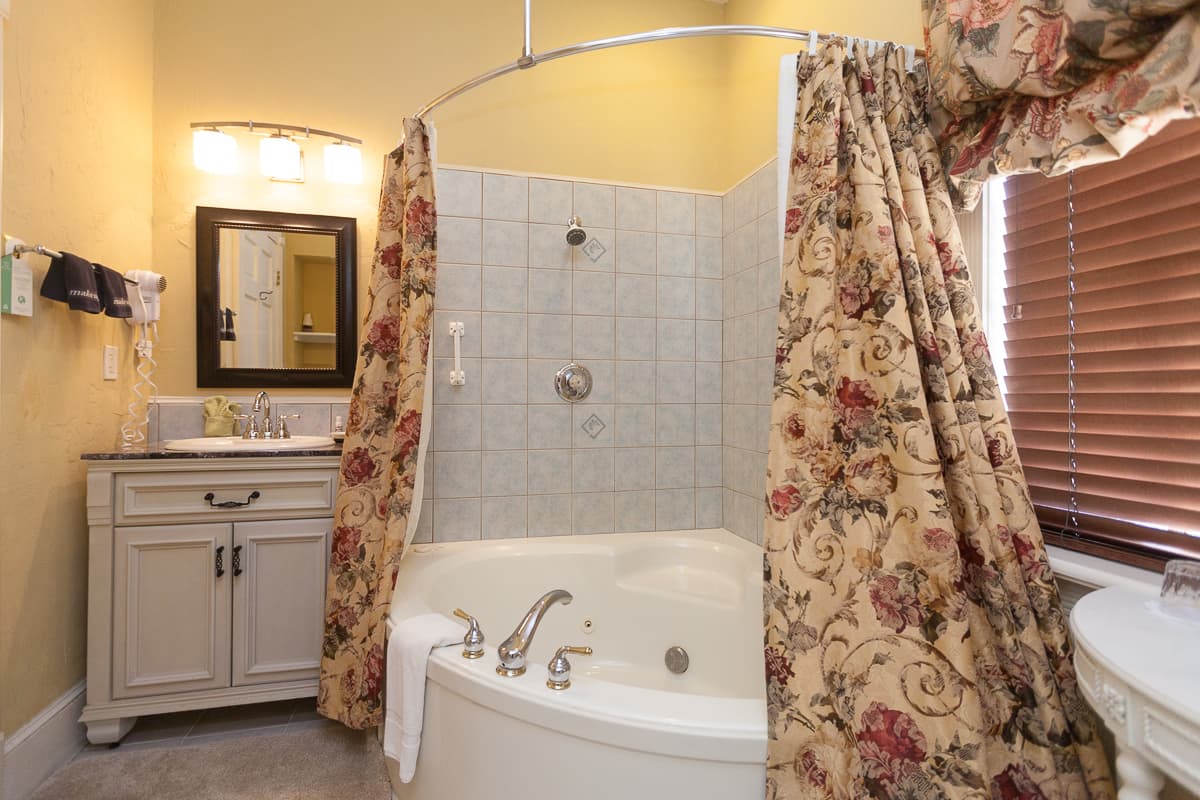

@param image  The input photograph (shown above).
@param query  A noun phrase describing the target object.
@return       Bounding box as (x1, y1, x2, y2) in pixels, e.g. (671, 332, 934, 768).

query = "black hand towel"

(40, 251, 101, 313)
(93, 263, 133, 318)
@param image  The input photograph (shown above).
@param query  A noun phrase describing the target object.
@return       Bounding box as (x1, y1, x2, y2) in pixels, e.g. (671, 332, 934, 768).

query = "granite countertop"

(82, 445, 344, 461)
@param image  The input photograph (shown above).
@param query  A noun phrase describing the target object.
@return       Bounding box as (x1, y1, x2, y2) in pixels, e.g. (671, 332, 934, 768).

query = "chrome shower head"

(565, 216, 587, 247)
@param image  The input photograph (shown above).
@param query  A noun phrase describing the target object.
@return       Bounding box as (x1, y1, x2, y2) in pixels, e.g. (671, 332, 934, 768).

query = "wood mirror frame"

(196, 206, 357, 388)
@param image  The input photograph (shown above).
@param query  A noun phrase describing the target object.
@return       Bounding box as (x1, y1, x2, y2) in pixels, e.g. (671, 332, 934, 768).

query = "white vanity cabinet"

(111, 522, 233, 699)
(82, 455, 340, 744)
(229, 519, 330, 687)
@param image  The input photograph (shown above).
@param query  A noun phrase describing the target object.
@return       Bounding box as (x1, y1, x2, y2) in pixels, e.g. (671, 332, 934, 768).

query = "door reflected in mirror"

(218, 228, 337, 369)
(197, 207, 357, 388)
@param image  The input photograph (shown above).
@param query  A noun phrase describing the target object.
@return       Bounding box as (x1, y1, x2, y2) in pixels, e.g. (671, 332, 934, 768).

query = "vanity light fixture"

(189, 121, 363, 184)
(324, 141, 363, 185)
(192, 128, 238, 174)
(259, 133, 304, 182)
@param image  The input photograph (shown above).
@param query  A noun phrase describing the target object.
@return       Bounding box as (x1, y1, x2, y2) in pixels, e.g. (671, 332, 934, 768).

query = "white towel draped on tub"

(384, 613, 464, 782)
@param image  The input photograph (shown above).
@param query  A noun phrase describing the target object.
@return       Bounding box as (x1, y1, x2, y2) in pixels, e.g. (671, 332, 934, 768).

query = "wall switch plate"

(102, 345, 118, 380)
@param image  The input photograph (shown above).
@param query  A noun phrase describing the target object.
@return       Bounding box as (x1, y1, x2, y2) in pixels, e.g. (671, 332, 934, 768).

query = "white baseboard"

(1, 682, 87, 800)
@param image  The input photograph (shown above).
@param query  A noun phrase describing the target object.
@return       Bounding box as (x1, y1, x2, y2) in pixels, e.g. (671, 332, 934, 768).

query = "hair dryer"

(124, 270, 167, 325)
(119, 270, 168, 452)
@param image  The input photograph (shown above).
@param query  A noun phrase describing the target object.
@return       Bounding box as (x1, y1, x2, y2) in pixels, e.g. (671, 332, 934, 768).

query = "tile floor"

(74, 698, 337, 760)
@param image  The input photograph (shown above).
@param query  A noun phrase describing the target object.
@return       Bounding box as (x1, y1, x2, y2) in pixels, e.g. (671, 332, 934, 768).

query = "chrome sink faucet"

(496, 589, 573, 677)
(238, 391, 297, 439)
(253, 391, 273, 438)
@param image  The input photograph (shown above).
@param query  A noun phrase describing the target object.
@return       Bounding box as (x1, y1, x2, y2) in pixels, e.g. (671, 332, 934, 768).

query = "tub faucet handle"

(546, 645, 592, 691)
(453, 608, 485, 659)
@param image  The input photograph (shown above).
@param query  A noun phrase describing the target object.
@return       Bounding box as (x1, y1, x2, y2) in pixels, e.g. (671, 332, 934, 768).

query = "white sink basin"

(163, 435, 337, 452)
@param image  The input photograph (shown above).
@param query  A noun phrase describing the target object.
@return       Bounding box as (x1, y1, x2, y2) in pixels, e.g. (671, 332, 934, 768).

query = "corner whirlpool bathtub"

(385, 528, 767, 800)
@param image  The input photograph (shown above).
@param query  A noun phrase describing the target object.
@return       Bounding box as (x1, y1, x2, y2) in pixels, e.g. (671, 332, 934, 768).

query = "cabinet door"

(232, 518, 330, 686)
(112, 523, 232, 699)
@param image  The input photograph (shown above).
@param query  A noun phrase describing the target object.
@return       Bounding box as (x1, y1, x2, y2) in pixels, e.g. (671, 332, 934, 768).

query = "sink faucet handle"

(546, 645, 592, 691)
(453, 608, 485, 659)
(233, 414, 259, 440)
(277, 413, 301, 439)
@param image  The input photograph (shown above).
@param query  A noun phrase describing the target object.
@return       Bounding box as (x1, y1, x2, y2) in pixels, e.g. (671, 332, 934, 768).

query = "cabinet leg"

(85, 717, 138, 745)
(1115, 743, 1165, 800)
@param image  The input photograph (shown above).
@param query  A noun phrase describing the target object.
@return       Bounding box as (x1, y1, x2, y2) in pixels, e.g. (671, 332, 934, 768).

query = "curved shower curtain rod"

(414, 15, 925, 120)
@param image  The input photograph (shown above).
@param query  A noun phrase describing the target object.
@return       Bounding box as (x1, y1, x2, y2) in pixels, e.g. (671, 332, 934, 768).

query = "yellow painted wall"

(149, 0, 923, 396)
(296, 259, 336, 336)
(295, 261, 337, 368)
(281, 232, 336, 368)
(0, 0, 155, 735)
(719, 0, 924, 188)
(0, 0, 927, 736)
(151, 0, 730, 396)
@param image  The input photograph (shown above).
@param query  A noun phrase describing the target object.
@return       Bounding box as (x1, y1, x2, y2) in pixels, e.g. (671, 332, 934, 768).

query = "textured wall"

(148, 0, 924, 398)
(719, 0, 923, 188)
(0, 0, 155, 735)
(0, 0, 930, 737)
(149, 0, 730, 397)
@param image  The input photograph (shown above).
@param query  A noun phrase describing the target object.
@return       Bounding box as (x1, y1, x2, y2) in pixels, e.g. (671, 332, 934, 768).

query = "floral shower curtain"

(318, 118, 437, 729)
(924, 0, 1200, 210)
(763, 42, 1114, 798)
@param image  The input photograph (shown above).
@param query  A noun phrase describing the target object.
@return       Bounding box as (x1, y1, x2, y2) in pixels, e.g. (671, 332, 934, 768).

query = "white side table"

(1071, 587, 1200, 799)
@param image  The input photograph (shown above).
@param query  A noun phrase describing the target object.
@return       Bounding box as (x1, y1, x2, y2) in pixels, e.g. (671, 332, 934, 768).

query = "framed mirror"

(196, 206, 357, 388)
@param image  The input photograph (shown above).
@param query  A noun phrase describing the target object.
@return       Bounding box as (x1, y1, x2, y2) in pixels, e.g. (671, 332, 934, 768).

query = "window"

(1001, 118, 1200, 570)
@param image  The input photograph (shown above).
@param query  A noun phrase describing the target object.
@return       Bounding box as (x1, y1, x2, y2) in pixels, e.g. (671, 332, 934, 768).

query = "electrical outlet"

(103, 345, 118, 380)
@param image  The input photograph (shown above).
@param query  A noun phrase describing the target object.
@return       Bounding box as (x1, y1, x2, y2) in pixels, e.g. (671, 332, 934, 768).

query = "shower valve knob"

(554, 363, 592, 403)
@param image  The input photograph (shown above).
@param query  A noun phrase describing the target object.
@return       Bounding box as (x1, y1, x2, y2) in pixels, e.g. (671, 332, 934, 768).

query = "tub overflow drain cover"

(665, 646, 689, 674)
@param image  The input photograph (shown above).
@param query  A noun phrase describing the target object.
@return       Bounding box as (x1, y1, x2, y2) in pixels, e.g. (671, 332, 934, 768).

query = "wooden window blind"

(1002, 117, 1200, 570)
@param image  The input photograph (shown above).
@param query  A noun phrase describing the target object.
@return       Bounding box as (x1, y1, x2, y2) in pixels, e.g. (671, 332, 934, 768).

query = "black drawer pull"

(203, 490, 261, 509)
(215, 545, 225, 577)
(232, 545, 244, 577)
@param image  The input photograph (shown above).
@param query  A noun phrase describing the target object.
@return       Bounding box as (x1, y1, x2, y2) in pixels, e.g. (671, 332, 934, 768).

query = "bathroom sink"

(163, 435, 337, 452)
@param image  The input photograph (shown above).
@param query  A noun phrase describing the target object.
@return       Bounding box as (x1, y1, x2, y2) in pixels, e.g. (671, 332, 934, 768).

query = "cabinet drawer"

(115, 469, 336, 524)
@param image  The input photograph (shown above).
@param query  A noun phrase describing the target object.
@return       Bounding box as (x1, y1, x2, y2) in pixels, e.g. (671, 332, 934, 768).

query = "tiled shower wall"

(720, 160, 780, 544)
(420, 168, 725, 542)
(154, 162, 782, 548)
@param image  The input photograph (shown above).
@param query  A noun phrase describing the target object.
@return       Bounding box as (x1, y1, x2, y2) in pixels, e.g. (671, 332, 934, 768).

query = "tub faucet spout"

(496, 589, 572, 677)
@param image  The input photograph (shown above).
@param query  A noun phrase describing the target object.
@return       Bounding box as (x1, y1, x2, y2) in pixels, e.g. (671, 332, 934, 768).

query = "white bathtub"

(385, 528, 767, 800)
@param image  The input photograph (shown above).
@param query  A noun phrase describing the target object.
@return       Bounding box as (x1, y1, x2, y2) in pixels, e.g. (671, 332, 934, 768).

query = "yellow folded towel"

(203, 395, 241, 437)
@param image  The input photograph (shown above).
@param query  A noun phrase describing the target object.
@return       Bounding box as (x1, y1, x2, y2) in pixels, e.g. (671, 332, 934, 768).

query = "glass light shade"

(324, 142, 363, 184)
(259, 135, 303, 181)
(192, 129, 237, 174)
